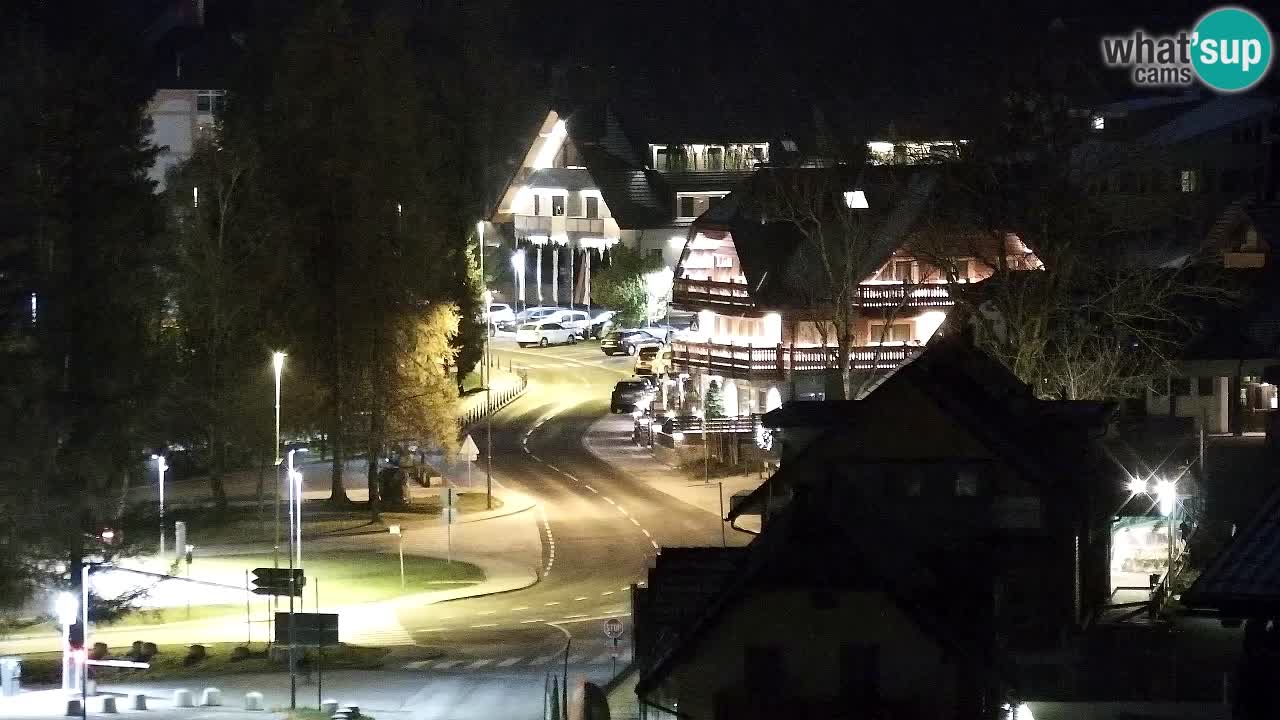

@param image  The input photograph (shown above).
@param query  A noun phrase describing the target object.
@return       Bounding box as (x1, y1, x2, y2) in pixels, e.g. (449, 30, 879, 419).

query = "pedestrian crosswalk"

(401, 643, 632, 672)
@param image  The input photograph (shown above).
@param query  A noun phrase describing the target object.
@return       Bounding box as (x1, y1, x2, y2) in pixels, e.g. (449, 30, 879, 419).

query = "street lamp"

(512, 249, 526, 312)
(1155, 478, 1178, 580)
(1126, 477, 1148, 496)
(478, 221, 494, 512)
(151, 454, 167, 558)
(272, 351, 286, 570)
(55, 592, 77, 690)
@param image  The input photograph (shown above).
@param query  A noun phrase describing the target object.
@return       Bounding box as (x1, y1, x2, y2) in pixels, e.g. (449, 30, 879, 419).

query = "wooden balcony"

(671, 278, 956, 313)
(670, 341, 922, 380)
(672, 278, 754, 310)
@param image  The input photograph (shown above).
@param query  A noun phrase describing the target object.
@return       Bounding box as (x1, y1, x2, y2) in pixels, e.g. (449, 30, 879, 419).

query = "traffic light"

(251, 568, 306, 596)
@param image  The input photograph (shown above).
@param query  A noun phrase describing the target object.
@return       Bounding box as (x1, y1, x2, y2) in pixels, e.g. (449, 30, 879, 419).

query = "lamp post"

(478, 222, 494, 512)
(272, 352, 286, 570)
(55, 592, 77, 691)
(151, 454, 167, 558)
(288, 449, 305, 568)
(389, 525, 404, 588)
(512, 249, 526, 313)
(1156, 478, 1177, 579)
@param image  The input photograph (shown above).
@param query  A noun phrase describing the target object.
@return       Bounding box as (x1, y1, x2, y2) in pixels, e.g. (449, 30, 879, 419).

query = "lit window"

(196, 90, 226, 115)
(1180, 170, 1198, 193)
(843, 190, 869, 209)
(551, 195, 565, 216)
(1091, 115, 1105, 131)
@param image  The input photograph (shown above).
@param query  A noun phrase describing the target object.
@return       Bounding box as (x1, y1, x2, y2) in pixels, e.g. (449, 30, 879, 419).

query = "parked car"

(600, 329, 664, 356)
(610, 379, 654, 414)
(634, 344, 672, 376)
(500, 306, 560, 332)
(540, 309, 593, 339)
(485, 303, 515, 324)
(588, 310, 618, 338)
(516, 321, 578, 347)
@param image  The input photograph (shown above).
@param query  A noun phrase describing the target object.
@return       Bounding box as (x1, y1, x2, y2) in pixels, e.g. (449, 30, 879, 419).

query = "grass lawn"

(191, 550, 484, 607)
(18, 642, 387, 685)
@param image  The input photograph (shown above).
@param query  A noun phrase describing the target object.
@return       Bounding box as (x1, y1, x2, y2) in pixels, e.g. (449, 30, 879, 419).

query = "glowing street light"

(151, 454, 168, 557)
(1155, 479, 1176, 517)
(1126, 477, 1148, 496)
(55, 592, 77, 690)
(272, 351, 286, 569)
(511, 249, 526, 312)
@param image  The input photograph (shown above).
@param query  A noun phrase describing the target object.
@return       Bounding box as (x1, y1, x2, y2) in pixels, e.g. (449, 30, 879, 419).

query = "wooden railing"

(672, 278, 754, 309)
(672, 278, 956, 311)
(663, 414, 761, 434)
(514, 215, 551, 234)
(669, 341, 922, 379)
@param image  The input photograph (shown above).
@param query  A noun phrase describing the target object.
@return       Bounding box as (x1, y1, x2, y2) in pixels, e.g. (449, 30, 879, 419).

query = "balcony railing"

(673, 278, 754, 309)
(565, 217, 604, 235)
(672, 278, 956, 312)
(514, 214, 551, 236)
(669, 341, 922, 379)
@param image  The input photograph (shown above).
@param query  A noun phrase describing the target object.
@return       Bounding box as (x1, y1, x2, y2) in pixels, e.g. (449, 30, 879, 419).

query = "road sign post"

(445, 488, 454, 564)
(603, 618, 624, 677)
(459, 434, 479, 489)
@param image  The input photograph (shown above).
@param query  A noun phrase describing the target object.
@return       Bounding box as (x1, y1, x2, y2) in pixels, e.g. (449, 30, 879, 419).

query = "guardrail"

(458, 372, 529, 429)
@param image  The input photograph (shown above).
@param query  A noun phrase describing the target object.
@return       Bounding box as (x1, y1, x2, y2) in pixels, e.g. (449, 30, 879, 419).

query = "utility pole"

(479, 222, 493, 511)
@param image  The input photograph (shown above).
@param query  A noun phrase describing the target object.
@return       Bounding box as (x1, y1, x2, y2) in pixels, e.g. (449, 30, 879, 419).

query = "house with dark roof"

(666, 164, 1040, 413)
(629, 484, 1013, 720)
(726, 336, 1125, 661)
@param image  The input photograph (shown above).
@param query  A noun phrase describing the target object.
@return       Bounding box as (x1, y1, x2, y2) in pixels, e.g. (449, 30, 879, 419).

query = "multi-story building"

(667, 166, 1040, 414)
(142, 0, 245, 189)
(488, 104, 811, 309)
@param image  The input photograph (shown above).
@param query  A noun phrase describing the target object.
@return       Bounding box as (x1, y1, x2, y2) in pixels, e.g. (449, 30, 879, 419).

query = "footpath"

(583, 414, 764, 534)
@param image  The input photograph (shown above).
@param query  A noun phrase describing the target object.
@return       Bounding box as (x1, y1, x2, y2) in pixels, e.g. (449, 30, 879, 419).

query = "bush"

(230, 646, 251, 662)
(183, 644, 207, 666)
(90, 642, 109, 660)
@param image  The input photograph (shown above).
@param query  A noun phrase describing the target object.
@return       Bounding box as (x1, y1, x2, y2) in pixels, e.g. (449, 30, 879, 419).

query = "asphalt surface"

(4, 335, 727, 719)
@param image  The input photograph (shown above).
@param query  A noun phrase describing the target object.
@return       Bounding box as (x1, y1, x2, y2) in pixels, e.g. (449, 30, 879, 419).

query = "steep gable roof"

(1184, 481, 1280, 615)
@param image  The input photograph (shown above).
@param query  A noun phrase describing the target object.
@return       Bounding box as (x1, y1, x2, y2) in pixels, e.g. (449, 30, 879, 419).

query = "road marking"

(470, 623, 498, 628)
(519, 618, 546, 624)
(650, 540, 660, 549)
(434, 660, 463, 669)
(601, 591, 615, 596)
(584, 485, 598, 493)
(477, 610, 496, 615)
(617, 506, 629, 516)
(420, 627, 448, 632)
(464, 659, 493, 670)
(544, 601, 560, 606)
(544, 464, 560, 473)
(496, 658, 521, 667)
(511, 606, 529, 611)
(564, 474, 580, 482)
(642, 528, 651, 537)
(621, 585, 630, 591)
(603, 497, 615, 505)
(403, 660, 430, 670)
(562, 613, 588, 619)
(630, 517, 641, 526)
(529, 653, 559, 665)
(529, 453, 543, 463)
(574, 596, 588, 601)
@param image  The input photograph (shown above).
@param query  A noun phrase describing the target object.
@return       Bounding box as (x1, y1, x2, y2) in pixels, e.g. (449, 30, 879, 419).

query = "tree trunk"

(367, 408, 382, 520)
(329, 319, 350, 506)
(209, 434, 228, 512)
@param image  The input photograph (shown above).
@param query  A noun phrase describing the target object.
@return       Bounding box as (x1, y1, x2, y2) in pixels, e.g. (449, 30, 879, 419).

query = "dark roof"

(737, 336, 1117, 520)
(692, 166, 940, 307)
(526, 167, 595, 192)
(639, 480, 1003, 698)
(591, 168, 672, 227)
(1184, 482, 1280, 615)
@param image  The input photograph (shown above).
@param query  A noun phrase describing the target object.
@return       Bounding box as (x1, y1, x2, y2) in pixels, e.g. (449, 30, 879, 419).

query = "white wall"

(1145, 376, 1229, 434)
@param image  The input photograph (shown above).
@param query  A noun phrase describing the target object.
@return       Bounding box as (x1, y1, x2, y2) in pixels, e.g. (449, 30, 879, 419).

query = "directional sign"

(275, 612, 339, 647)
(252, 567, 306, 596)
(603, 618, 624, 640)
(458, 434, 480, 463)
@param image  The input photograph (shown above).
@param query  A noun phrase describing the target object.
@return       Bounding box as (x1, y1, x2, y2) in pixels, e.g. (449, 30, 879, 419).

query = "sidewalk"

(583, 414, 763, 532)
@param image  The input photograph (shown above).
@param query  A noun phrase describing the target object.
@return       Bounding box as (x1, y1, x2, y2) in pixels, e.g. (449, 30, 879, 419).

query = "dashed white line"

(650, 540, 660, 549)
(519, 618, 546, 624)
(603, 497, 616, 505)
(630, 517, 641, 526)
(584, 485, 598, 493)
(464, 659, 493, 669)
(477, 610, 496, 615)
(642, 529, 651, 537)
(574, 596, 589, 601)
(544, 601, 561, 606)
(496, 658, 521, 667)
(470, 623, 498, 628)
(511, 606, 529, 612)
(601, 591, 615, 596)
(562, 613, 588, 619)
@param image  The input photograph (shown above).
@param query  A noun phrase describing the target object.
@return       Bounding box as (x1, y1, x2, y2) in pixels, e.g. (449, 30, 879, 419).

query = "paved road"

(6, 335, 731, 718)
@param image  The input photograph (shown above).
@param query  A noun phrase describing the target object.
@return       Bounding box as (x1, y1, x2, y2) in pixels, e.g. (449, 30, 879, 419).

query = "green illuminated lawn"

(191, 550, 484, 607)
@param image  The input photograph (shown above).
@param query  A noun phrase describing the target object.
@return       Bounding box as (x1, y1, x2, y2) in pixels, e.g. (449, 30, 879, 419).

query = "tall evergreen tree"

(0, 1, 163, 609)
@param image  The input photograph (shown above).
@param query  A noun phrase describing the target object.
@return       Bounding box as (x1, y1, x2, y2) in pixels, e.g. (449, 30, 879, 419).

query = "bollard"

(65, 699, 83, 716)
(130, 693, 148, 711)
(320, 699, 339, 715)
(244, 691, 264, 711)
(101, 696, 118, 714)
(172, 688, 194, 708)
(200, 688, 222, 706)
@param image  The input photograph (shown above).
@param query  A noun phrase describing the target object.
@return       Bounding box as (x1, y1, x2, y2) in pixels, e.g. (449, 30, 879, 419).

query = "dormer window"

(676, 191, 728, 220)
(196, 90, 226, 115)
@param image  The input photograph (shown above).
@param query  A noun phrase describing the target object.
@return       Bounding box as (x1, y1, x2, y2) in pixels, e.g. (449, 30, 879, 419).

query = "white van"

(540, 310, 592, 339)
